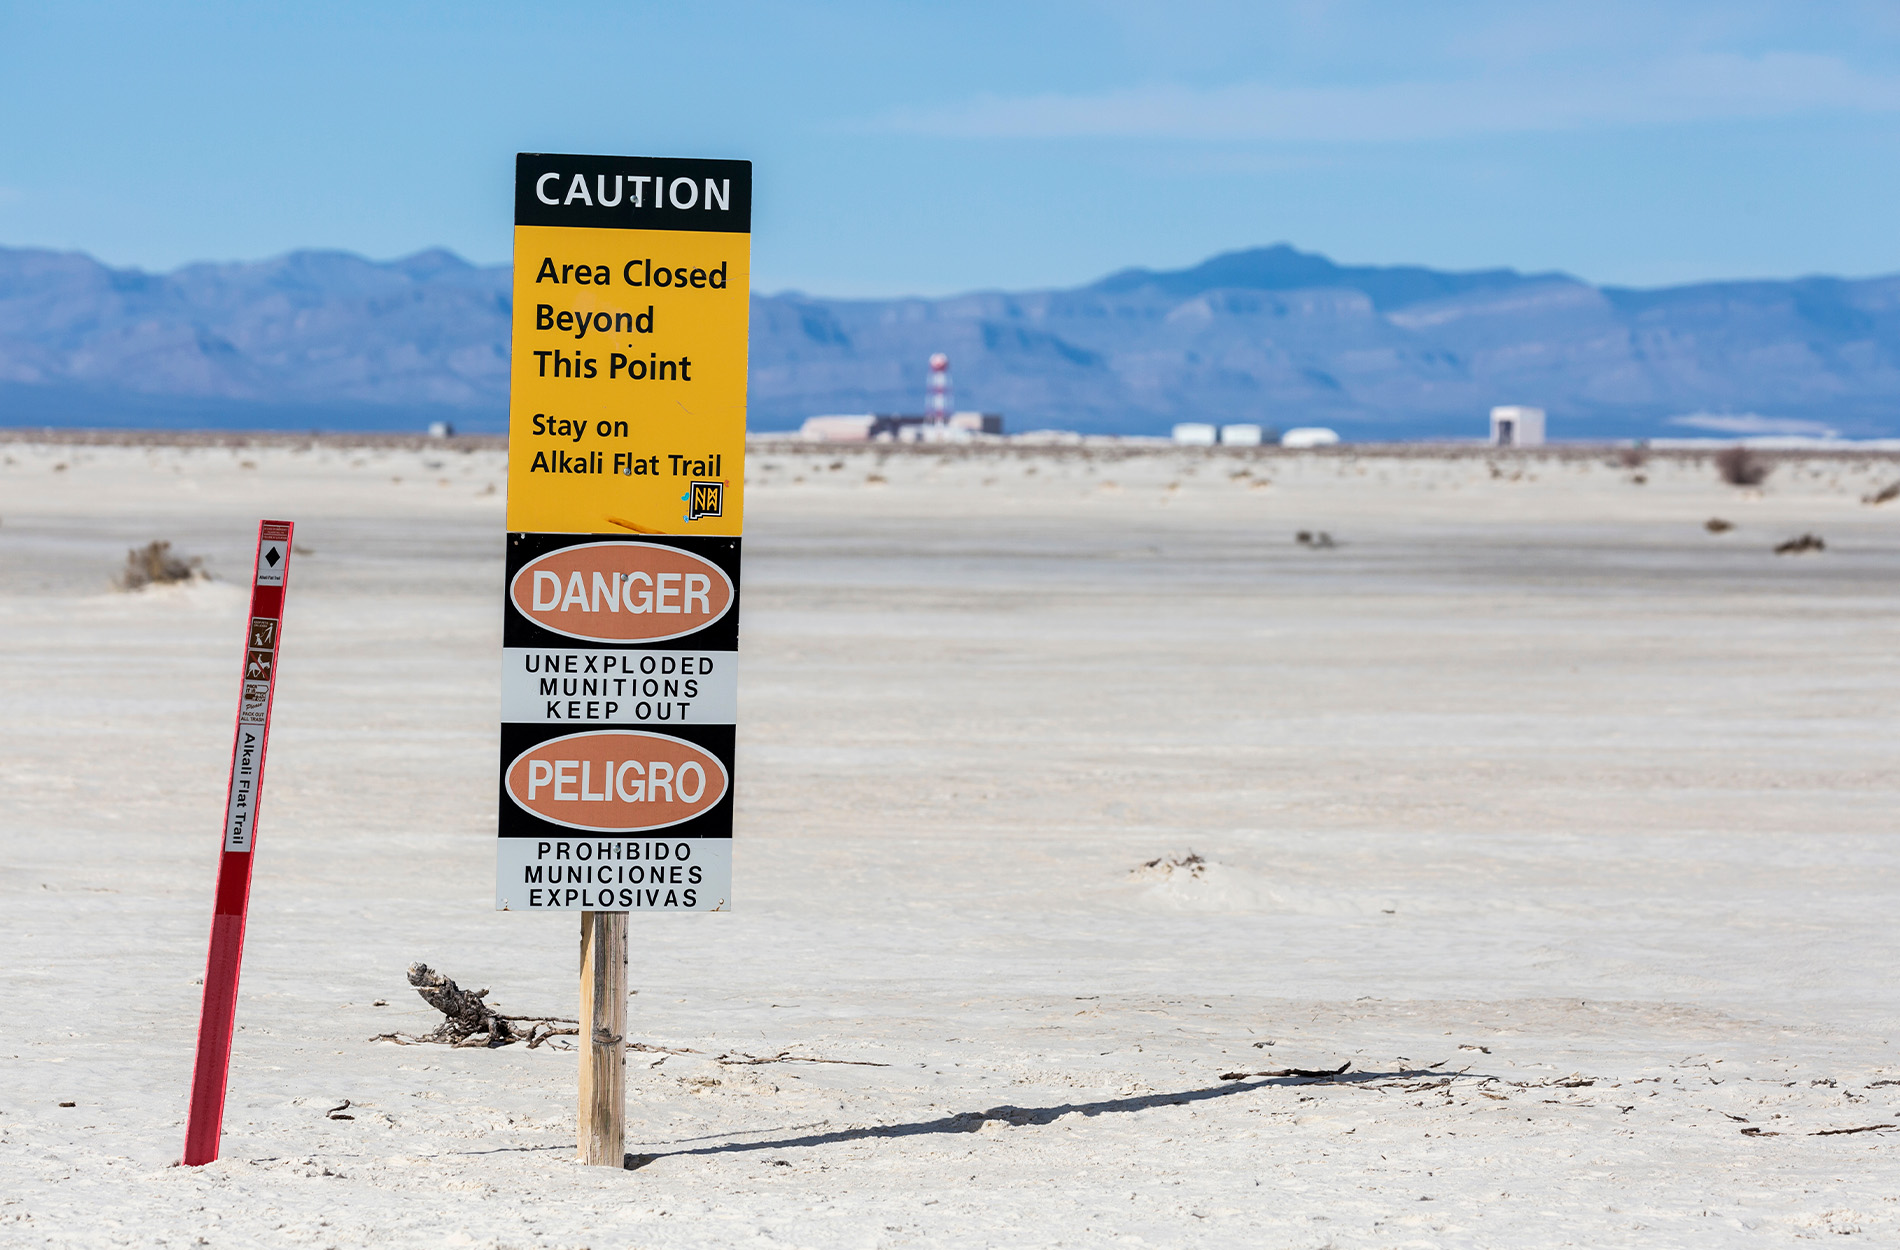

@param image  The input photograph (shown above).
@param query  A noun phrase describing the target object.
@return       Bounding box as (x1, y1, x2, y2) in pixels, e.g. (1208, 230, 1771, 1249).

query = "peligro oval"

(509, 541, 733, 644)
(504, 730, 728, 832)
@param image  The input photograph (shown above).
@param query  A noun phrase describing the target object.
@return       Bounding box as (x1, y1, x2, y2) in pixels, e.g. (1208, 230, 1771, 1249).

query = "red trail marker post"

(183, 520, 295, 1166)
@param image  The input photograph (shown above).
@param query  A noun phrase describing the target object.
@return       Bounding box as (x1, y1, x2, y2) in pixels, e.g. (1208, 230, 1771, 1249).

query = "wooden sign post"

(578, 911, 629, 1164)
(183, 520, 295, 1166)
(497, 154, 750, 1165)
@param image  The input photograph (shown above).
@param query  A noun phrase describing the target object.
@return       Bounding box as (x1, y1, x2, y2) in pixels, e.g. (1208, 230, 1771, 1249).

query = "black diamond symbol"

(265, 547, 281, 566)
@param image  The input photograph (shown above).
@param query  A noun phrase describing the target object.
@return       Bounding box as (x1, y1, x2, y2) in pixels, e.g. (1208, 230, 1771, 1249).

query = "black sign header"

(515, 153, 752, 233)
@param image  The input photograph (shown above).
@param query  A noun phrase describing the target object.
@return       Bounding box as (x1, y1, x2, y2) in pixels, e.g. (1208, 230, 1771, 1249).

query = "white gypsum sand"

(2, 436, 1899, 1246)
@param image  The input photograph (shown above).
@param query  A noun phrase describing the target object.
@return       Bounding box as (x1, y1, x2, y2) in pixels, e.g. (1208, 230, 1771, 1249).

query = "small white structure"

(1280, 427, 1340, 449)
(947, 412, 1004, 436)
(1219, 423, 1264, 446)
(427, 420, 455, 438)
(1172, 422, 1218, 446)
(800, 414, 876, 442)
(1490, 405, 1545, 447)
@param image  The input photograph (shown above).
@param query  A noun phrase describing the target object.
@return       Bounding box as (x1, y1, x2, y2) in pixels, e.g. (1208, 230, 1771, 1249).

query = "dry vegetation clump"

(1705, 518, 1734, 533)
(1616, 447, 1648, 469)
(117, 540, 207, 590)
(374, 963, 577, 1049)
(1774, 533, 1826, 555)
(1295, 530, 1336, 548)
(1862, 480, 1900, 505)
(1715, 446, 1771, 486)
(1132, 851, 1208, 880)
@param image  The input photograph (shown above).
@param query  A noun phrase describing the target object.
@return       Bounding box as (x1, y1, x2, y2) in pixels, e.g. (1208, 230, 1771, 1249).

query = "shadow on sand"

(624, 1067, 1451, 1170)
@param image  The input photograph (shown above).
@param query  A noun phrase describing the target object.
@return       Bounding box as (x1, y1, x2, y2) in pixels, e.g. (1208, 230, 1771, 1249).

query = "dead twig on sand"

(715, 1050, 892, 1068)
(1219, 1062, 1351, 1081)
(1812, 1124, 1897, 1136)
(1501, 1075, 1594, 1089)
(631, 1040, 891, 1068)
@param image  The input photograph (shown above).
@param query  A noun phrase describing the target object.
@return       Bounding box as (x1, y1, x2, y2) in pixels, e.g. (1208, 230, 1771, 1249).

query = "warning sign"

(498, 153, 749, 912)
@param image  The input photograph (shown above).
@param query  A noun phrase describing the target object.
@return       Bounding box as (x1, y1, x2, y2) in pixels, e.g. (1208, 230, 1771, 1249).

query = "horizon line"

(8, 239, 1898, 301)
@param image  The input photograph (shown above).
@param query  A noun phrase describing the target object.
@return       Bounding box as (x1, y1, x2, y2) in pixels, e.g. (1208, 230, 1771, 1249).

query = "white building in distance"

(799, 412, 1004, 442)
(1490, 406, 1546, 446)
(800, 414, 877, 442)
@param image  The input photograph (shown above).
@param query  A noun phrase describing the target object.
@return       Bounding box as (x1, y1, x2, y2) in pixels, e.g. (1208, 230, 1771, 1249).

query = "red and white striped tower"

(926, 353, 951, 424)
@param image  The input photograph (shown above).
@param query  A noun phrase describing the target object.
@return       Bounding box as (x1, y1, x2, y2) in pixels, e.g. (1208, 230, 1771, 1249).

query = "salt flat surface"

(3, 440, 1899, 1247)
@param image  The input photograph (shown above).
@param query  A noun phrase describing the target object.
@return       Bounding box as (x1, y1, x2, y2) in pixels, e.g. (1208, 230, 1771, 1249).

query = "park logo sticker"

(510, 541, 733, 644)
(505, 729, 728, 832)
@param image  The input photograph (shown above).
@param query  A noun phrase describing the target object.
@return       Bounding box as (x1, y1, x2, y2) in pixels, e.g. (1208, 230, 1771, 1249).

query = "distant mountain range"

(4, 242, 1899, 439)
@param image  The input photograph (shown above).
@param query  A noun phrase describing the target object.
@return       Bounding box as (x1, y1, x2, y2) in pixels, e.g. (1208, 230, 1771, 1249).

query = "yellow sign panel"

(507, 156, 751, 536)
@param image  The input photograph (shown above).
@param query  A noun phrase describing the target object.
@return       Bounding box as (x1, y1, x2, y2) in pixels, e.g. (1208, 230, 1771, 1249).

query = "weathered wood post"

(577, 910, 628, 1164)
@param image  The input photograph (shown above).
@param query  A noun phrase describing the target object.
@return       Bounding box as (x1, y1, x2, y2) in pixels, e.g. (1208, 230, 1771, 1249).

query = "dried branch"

(370, 968, 886, 1066)
(370, 963, 577, 1049)
(715, 1050, 892, 1068)
(1219, 1062, 1351, 1081)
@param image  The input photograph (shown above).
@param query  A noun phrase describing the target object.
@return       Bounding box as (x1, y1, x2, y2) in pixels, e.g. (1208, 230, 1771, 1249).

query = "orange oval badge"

(510, 542, 733, 644)
(505, 730, 728, 832)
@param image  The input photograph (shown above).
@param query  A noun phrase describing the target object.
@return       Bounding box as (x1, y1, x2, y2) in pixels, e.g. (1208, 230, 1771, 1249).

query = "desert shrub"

(1617, 447, 1648, 469)
(119, 540, 205, 589)
(1714, 446, 1770, 486)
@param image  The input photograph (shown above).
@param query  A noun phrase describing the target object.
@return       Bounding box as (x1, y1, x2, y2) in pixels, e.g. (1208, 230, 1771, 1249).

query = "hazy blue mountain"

(0, 246, 511, 431)
(4, 241, 1899, 438)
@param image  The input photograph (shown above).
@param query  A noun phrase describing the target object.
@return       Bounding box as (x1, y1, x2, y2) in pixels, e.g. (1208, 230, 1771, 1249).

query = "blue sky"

(4, 1, 1900, 295)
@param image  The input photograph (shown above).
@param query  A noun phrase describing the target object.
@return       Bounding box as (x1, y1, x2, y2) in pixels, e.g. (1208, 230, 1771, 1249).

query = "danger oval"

(505, 730, 728, 832)
(510, 542, 733, 644)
